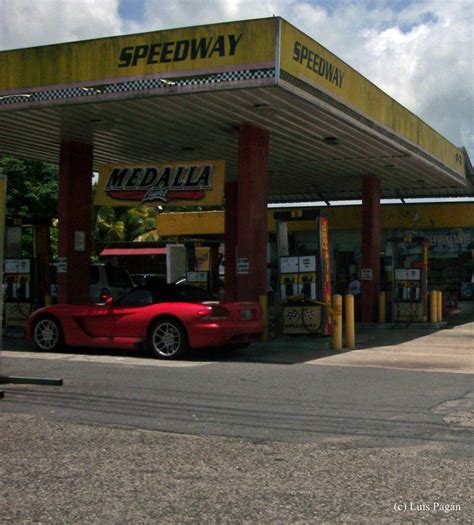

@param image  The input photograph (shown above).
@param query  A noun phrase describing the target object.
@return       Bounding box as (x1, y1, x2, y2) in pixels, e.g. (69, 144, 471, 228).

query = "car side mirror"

(105, 297, 114, 308)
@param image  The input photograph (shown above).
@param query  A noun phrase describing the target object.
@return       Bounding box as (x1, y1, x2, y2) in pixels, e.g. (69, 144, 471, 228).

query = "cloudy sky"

(1, 0, 473, 161)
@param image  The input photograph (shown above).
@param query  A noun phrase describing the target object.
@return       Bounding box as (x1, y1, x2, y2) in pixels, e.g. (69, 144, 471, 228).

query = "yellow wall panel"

(156, 203, 474, 235)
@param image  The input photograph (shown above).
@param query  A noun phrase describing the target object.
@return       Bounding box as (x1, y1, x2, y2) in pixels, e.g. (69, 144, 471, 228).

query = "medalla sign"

(95, 160, 225, 207)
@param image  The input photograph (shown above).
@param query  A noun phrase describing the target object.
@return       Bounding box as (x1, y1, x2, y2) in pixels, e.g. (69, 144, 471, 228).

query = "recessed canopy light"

(322, 136, 339, 146)
(252, 103, 278, 116)
(90, 119, 114, 131)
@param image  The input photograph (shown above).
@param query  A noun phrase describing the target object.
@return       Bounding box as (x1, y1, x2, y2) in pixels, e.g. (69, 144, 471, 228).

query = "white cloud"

(0, 0, 123, 49)
(136, 0, 474, 160)
(0, 0, 472, 160)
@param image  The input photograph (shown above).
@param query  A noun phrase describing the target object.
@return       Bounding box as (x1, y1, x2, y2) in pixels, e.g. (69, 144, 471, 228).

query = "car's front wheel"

(148, 317, 189, 359)
(33, 316, 64, 352)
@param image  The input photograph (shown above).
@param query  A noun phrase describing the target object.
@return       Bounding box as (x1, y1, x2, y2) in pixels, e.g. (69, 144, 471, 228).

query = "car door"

(108, 288, 156, 339)
(72, 304, 115, 339)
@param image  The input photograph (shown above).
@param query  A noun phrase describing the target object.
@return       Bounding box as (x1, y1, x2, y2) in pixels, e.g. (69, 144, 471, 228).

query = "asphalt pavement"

(0, 321, 473, 523)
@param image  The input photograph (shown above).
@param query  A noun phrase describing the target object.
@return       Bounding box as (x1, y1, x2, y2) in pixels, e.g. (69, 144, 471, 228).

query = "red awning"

(100, 247, 166, 256)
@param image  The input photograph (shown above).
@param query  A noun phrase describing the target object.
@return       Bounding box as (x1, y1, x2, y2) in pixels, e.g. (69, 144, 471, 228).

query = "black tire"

(32, 315, 64, 352)
(148, 317, 189, 360)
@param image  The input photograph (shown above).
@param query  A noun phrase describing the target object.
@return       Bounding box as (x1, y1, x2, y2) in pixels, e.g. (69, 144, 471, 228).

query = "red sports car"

(26, 283, 264, 359)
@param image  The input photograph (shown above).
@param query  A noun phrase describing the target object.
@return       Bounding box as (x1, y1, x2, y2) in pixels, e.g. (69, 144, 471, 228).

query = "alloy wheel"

(152, 322, 182, 357)
(34, 318, 60, 350)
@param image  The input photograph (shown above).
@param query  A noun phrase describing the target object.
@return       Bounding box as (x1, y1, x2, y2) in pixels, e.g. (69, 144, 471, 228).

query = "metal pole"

(378, 291, 386, 324)
(437, 290, 443, 322)
(258, 294, 269, 341)
(430, 290, 438, 323)
(345, 294, 355, 349)
(332, 294, 343, 350)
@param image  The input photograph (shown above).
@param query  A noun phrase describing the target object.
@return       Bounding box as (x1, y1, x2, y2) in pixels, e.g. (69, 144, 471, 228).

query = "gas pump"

(388, 236, 429, 322)
(274, 210, 332, 335)
(2, 221, 52, 327)
(3, 258, 35, 327)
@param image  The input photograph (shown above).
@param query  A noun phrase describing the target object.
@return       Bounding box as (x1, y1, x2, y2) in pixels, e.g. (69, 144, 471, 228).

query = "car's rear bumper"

(188, 319, 265, 348)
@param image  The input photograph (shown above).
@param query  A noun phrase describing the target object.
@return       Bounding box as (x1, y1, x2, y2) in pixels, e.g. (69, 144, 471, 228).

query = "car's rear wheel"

(33, 316, 64, 352)
(148, 317, 189, 359)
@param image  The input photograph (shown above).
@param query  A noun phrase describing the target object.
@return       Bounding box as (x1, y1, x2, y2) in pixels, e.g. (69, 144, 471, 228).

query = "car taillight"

(198, 305, 229, 321)
(99, 288, 111, 302)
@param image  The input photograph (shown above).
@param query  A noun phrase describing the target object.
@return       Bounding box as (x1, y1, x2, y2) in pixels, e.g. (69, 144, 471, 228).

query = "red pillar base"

(234, 125, 269, 303)
(360, 175, 381, 323)
(57, 141, 93, 304)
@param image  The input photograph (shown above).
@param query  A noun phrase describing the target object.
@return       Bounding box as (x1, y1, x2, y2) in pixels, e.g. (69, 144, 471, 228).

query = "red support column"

(57, 141, 93, 304)
(235, 124, 269, 302)
(224, 181, 238, 301)
(35, 222, 52, 307)
(361, 175, 381, 323)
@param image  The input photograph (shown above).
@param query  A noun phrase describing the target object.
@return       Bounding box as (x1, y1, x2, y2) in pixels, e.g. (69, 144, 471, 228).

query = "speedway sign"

(95, 160, 225, 207)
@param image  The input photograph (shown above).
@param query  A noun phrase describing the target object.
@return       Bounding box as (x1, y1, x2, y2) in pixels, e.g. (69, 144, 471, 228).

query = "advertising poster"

(95, 160, 225, 208)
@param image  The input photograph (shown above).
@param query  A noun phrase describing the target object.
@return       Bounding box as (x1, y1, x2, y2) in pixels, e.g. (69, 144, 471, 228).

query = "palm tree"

(92, 205, 158, 255)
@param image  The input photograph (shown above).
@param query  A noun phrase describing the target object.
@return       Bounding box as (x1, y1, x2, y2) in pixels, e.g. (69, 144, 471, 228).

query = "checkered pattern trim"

(285, 309, 300, 321)
(0, 68, 275, 106)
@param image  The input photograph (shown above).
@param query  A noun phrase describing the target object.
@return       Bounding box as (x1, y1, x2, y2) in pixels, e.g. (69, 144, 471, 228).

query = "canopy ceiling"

(0, 17, 471, 202)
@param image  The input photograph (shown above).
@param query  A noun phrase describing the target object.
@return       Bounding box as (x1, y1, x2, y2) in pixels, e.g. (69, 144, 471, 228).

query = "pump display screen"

(394, 269, 422, 303)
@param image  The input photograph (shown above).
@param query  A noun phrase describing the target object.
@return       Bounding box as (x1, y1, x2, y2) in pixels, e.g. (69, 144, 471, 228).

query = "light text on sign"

(237, 257, 249, 274)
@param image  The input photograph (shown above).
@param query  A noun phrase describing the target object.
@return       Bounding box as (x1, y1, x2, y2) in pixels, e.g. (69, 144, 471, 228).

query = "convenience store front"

(276, 203, 474, 317)
(156, 201, 474, 315)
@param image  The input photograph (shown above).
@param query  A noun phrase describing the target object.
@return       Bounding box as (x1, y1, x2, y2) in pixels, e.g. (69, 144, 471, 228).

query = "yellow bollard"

(430, 290, 438, 323)
(379, 291, 386, 324)
(332, 294, 343, 350)
(437, 290, 443, 323)
(345, 294, 355, 350)
(258, 295, 269, 341)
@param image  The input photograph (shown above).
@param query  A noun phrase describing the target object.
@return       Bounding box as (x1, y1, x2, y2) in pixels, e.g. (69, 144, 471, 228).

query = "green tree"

(0, 155, 59, 257)
(92, 203, 158, 255)
(0, 155, 58, 222)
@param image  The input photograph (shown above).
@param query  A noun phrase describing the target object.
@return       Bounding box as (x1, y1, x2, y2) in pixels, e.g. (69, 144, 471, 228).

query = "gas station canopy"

(0, 17, 471, 202)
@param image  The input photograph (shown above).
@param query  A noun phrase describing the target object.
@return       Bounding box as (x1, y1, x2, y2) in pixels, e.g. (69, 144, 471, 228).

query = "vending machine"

(187, 246, 211, 290)
(185, 244, 220, 296)
(274, 210, 332, 335)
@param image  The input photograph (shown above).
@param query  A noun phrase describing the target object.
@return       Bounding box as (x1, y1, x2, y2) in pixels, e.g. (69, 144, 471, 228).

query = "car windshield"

(105, 265, 133, 286)
(114, 283, 216, 306)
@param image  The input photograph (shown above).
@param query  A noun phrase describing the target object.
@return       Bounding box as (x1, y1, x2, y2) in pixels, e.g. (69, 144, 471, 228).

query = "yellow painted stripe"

(156, 203, 474, 235)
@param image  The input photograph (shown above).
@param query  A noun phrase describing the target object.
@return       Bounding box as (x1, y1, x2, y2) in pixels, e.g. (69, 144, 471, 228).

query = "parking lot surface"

(1, 321, 473, 523)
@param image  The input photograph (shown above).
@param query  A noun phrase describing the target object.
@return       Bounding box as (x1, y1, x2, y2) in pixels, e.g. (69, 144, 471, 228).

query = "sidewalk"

(243, 320, 474, 373)
(2, 319, 473, 374)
